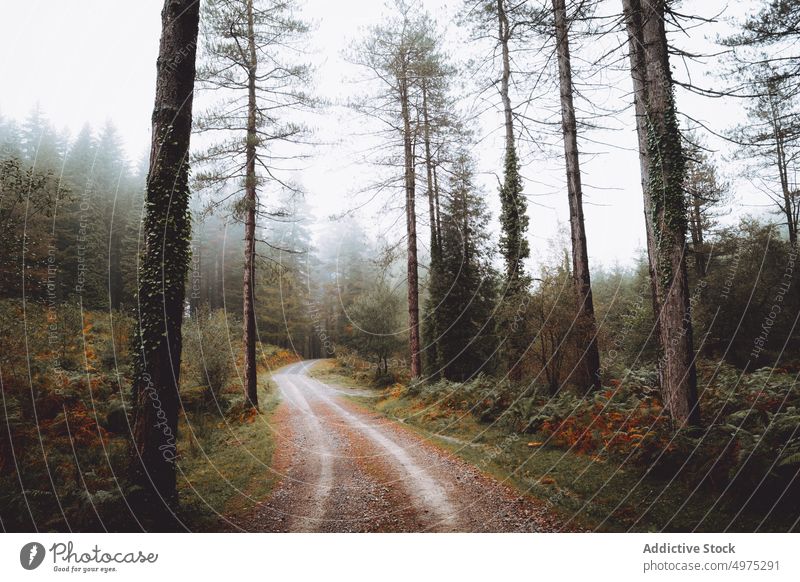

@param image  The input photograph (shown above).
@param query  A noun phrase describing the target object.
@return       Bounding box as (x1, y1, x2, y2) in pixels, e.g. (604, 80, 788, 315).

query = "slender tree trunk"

(770, 97, 798, 246)
(497, 0, 524, 281)
(497, 0, 514, 157)
(552, 0, 601, 392)
(422, 81, 439, 259)
(242, 0, 259, 408)
(623, 0, 699, 426)
(130, 0, 200, 525)
(196, 237, 203, 308)
(433, 164, 442, 244)
(214, 240, 223, 308)
(400, 72, 421, 379)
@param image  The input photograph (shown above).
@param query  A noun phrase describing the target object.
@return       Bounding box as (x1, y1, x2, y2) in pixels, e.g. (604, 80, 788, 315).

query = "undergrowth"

(312, 357, 800, 532)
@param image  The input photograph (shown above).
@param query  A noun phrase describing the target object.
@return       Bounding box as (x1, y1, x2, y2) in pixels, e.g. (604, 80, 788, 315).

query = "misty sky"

(0, 0, 765, 272)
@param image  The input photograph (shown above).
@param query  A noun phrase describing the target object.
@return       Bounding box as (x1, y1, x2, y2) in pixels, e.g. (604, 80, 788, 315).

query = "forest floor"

(227, 360, 574, 532)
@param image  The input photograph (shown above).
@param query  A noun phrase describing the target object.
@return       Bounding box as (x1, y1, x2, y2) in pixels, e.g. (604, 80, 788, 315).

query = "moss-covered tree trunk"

(130, 0, 200, 525)
(552, 0, 601, 392)
(623, 0, 699, 426)
(243, 0, 259, 408)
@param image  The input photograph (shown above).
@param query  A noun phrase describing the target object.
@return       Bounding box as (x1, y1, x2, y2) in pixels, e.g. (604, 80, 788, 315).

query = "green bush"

(183, 308, 236, 403)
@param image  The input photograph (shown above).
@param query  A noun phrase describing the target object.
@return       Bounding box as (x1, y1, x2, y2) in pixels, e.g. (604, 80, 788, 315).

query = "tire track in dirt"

(234, 361, 571, 532)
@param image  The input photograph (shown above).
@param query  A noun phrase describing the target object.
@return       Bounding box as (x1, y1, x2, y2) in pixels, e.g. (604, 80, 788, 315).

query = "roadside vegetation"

(311, 355, 800, 532)
(0, 301, 297, 531)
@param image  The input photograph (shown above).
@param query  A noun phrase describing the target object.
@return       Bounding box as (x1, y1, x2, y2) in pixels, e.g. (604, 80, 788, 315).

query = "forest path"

(233, 360, 567, 532)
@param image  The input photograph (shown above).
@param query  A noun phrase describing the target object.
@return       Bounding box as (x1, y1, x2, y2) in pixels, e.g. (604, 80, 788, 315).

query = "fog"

(0, 0, 761, 268)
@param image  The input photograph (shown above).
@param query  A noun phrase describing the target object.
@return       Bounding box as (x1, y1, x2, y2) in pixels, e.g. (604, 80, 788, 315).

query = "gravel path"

(233, 361, 569, 532)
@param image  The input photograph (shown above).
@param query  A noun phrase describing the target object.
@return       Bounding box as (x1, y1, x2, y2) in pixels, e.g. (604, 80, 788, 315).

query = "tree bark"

(130, 0, 200, 526)
(552, 0, 601, 392)
(243, 0, 259, 408)
(623, 0, 699, 426)
(400, 70, 421, 379)
(622, 0, 662, 342)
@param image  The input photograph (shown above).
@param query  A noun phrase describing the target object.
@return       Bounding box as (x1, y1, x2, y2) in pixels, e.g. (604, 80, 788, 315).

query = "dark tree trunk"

(130, 0, 200, 526)
(623, 0, 699, 426)
(243, 0, 259, 408)
(552, 0, 601, 392)
(400, 72, 421, 379)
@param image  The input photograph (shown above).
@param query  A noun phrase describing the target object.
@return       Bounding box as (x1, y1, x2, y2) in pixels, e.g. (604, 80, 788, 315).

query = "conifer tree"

(429, 150, 497, 381)
(194, 0, 311, 407)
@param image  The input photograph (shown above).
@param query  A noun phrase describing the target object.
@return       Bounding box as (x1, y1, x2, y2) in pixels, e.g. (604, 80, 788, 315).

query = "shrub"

(259, 344, 300, 370)
(93, 311, 134, 372)
(183, 308, 236, 403)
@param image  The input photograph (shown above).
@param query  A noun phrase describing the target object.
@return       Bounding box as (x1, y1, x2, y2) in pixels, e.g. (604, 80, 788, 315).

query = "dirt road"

(234, 361, 568, 532)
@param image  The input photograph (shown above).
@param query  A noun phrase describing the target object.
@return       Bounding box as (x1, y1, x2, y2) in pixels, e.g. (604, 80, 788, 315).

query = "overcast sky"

(0, 0, 763, 272)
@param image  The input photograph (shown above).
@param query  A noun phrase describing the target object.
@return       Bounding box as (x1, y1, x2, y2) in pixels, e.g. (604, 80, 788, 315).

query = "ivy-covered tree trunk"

(130, 0, 200, 525)
(623, 0, 699, 426)
(497, 13, 527, 287)
(243, 0, 259, 408)
(552, 0, 601, 392)
(496, 0, 530, 380)
(400, 71, 422, 379)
